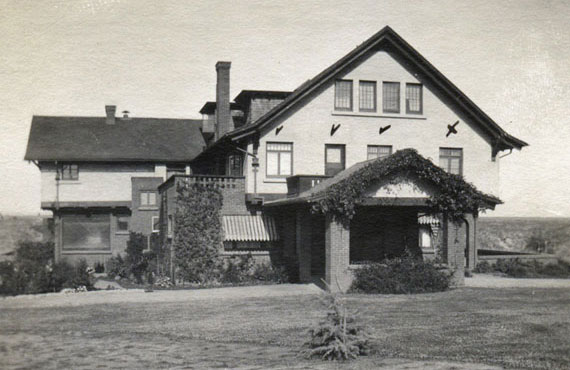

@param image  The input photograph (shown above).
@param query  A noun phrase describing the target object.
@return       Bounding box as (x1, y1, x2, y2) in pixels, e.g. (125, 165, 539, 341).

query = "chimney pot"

(105, 105, 116, 125)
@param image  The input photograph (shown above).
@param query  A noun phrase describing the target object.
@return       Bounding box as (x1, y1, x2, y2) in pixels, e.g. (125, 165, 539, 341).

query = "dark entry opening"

(310, 214, 326, 276)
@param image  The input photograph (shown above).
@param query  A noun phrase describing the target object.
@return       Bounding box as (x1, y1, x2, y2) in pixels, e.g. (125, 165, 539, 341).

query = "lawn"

(0, 287, 569, 369)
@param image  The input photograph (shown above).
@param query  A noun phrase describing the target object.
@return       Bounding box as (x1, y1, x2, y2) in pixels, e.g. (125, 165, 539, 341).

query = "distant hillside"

(478, 217, 570, 261)
(0, 215, 53, 259)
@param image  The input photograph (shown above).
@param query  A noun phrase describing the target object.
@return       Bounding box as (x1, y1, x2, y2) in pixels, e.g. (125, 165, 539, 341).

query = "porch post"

(296, 209, 312, 283)
(442, 214, 466, 286)
(325, 215, 352, 292)
(463, 213, 477, 271)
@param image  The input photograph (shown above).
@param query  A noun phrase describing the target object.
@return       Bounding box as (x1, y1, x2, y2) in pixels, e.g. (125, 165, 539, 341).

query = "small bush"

(94, 262, 105, 273)
(349, 256, 451, 294)
(474, 260, 494, 273)
(106, 254, 128, 279)
(219, 253, 290, 285)
(125, 232, 149, 284)
(302, 287, 370, 361)
(483, 258, 570, 278)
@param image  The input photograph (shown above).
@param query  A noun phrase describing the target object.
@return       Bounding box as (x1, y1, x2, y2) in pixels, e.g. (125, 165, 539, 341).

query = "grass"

(1, 287, 569, 369)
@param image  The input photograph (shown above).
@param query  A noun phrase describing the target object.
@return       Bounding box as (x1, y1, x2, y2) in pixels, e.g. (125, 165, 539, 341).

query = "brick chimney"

(105, 105, 116, 125)
(215, 61, 232, 140)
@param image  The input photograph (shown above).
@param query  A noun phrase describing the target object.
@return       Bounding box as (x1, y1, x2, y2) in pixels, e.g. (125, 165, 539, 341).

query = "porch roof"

(265, 149, 501, 209)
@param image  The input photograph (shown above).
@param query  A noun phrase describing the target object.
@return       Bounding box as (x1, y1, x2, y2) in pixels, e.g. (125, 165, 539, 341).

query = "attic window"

(58, 164, 79, 181)
(383, 82, 400, 113)
(334, 80, 353, 111)
(406, 83, 423, 114)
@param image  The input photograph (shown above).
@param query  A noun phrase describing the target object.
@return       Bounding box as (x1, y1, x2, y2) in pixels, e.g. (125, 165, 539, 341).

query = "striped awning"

(418, 214, 440, 225)
(222, 215, 279, 242)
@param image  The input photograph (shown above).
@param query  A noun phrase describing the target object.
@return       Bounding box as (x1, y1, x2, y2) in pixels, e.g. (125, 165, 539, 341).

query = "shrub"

(125, 232, 150, 283)
(486, 258, 570, 278)
(302, 287, 370, 361)
(106, 254, 128, 279)
(94, 262, 105, 273)
(474, 260, 494, 273)
(349, 256, 451, 294)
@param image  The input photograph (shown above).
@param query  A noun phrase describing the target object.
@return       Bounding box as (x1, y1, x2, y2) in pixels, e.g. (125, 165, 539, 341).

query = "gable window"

(334, 80, 353, 111)
(140, 191, 157, 207)
(266, 142, 292, 177)
(439, 148, 463, 175)
(151, 216, 160, 233)
(58, 164, 79, 180)
(227, 153, 243, 176)
(367, 145, 392, 160)
(382, 82, 400, 113)
(359, 81, 376, 112)
(406, 83, 423, 114)
(116, 216, 129, 232)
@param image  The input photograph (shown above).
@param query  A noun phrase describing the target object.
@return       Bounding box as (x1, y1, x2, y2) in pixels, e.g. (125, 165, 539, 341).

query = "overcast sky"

(1, 0, 569, 217)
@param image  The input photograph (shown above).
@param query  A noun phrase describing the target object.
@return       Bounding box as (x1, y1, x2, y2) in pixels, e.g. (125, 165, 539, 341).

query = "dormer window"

(406, 83, 423, 114)
(334, 80, 353, 111)
(382, 82, 400, 113)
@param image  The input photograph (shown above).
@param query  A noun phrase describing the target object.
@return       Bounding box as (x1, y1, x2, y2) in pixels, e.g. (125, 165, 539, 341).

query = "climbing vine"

(312, 149, 499, 224)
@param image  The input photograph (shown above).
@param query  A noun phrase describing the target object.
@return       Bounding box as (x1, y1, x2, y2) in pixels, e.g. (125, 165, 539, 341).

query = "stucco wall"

(245, 50, 500, 197)
(40, 163, 167, 204)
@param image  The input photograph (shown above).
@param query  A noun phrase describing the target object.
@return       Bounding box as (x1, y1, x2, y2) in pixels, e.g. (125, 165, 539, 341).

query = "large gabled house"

(25, 27, 527, 291)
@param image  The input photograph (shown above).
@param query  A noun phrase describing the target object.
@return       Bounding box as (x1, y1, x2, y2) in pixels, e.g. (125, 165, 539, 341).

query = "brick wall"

(130, 177, 163, 236)
(325, 215, 352, 292)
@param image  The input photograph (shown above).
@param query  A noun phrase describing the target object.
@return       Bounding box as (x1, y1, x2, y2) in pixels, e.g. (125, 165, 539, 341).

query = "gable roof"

(25, 116, 206, 162)
(226, 26, 527, 151)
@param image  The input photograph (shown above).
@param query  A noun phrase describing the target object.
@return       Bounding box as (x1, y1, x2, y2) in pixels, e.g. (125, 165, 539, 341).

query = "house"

(24, 110, 205, 266)
(25, 27, 527, 290)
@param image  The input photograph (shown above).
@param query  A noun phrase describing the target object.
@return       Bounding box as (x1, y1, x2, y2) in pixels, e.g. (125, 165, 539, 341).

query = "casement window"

(439, 148, 463, 175)
(140, 191, 157, 207)
(382, 82, 400, 113)
(58, 164, 79, 180)
(227, 153, 243, 176)
(116, 216, 129, 232)
(151, 216, 160, 233)
(359, 81, 376, 111)
(334, 80, 353, 111)
(406, 83, 423, 114)
(266, 142, 293, 177)
(367, 145, 392, 160)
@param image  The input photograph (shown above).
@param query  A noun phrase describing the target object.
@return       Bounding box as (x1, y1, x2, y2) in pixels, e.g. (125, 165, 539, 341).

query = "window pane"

(62, 214, 110, 251)
(367, 145, 392, 159)
(267, 143, 291, 152)
(326, 147, 342, 163)
(117, 216, 129, 231)
(359, 81, 376, 111)
(279, 152, 292, 175)
(406, 84, 422, 113)
(152, 217, 160, 233)
(148, 192, 156, 206)
(450, 158, 461, 174)
(383, 82, 400, 113)
(267, 152, 279, 175)
(439, 148, 462, 175)
(335, 80, 352, 110)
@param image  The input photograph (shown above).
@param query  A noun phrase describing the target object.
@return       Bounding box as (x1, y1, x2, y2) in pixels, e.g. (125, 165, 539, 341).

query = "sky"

(0, 0, 569, 217)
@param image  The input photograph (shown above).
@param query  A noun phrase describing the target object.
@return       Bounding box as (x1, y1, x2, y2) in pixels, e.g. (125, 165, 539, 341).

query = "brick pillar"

(442, 215, 466, 286)
(296, 209, 312, 282)
(325, 215, 352, 292)
(464, 213, 476, 271)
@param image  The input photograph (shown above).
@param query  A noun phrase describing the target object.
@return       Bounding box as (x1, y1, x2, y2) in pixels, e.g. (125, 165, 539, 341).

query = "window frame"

(382, 81, 400, 113)
(266, 142, 293, 178)
(226, 152, 244, 177)
(58, 164, 79, 181)
(140, 191, 158, 207)
(367, 145, 393, 160)
(151, 216, 160, 233)
(406, 83, 423, 115)
(439, 147, 463, 175)
(334, 79, 353, 111)
(358, 80, 377, 112)
(116, 215, 130, 233)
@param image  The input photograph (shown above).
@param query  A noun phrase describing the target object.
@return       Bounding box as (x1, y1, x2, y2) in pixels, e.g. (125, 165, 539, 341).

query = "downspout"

(54, 161, 61, 262)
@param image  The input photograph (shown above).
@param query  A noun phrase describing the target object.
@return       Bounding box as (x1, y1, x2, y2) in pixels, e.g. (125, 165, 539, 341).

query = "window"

(167, 215, 173, 237)
(266, 142, 292, 177)
(116, 216, 129, 232)
(58, 164, 79, 180)
(140, 191, 157, 207)
(439, 148, 463, 175)
(419, 226, 432, 248)
(359, 81, 376, 111)
(406, 83, 423, 114)
(151, 216, 160, 233)
(62, 214, 110, 251)
(334, 80, 353, 111)
(227, 153, 243, 176)
(367, 145, 392, 160)
(382, 82, 400, 113)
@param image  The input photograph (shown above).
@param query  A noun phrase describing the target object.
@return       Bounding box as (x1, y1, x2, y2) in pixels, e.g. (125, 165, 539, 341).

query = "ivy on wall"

(173, 182, 223, 283)
(312, 149, 500, 224)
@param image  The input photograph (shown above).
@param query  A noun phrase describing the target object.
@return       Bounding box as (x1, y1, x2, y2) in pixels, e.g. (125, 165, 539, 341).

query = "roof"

(199, 101, 243, 114)
(25, 116, 206, 162)
(222, 214, 279, 242)
(226, 26, 527, 150)
(233, 90, 292, 106)
(266, 149, 502, 208)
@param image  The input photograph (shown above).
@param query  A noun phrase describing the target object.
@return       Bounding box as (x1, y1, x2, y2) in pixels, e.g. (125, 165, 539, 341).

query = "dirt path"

(466, 274, 570, 288)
